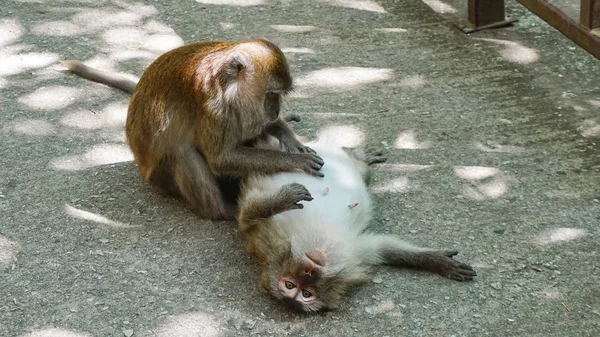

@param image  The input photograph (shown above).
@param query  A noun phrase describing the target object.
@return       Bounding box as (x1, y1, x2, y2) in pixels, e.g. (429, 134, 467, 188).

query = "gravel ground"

(1, 0, 599, 336)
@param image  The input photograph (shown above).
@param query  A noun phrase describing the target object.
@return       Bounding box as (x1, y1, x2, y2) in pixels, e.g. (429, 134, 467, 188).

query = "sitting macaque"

(62, 39, 323, 220)
(238, 138, 476, 312)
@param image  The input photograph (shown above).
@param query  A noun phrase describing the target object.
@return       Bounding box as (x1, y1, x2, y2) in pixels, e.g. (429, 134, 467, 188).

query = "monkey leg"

(170, 145, 237, 220)
(359, 234, 476, 281)
(148, 161, 181, 197)
(238, 182, 313, 232)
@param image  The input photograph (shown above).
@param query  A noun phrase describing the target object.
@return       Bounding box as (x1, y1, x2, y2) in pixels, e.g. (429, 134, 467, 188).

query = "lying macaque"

(237, 137, 476, 312)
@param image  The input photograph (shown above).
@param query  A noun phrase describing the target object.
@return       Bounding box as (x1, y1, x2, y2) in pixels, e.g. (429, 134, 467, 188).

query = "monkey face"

(263, 250, 333, 312)
(263, 91, 282, 122)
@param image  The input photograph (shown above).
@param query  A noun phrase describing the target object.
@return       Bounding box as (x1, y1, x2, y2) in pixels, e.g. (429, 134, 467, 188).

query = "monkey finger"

(293, 203, 305, 209)
(304, 146, 317, 154)
(311, 162, 324, 170)
(310, 154, 325, 166)
(306, 168, 324, 178)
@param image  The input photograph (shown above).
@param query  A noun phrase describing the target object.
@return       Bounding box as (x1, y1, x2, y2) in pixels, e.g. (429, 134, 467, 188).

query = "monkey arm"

(213, 146, 324, 177)
(237, 193, 280, 233)
(264, 119, 314, 154)
(238, 183, 312, 233)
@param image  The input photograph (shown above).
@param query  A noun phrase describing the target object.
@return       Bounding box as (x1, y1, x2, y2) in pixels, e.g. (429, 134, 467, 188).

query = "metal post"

(580, 0, 600, 29)
(468, 0, 506, 26)
(459, 0, 518, 34)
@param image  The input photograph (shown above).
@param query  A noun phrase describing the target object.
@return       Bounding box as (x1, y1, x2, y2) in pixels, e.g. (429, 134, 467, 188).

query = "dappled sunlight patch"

(377, 163, 431, 172)
(156, 312, 221, 337)
(365, 299, 396, 315)
(65, 205, 136, 228)
(578, 119, 600, 137)
(372, 176, 410, 193)
(394, 130, 431, 149)
(220, 22, 236, 29)
(50, 144, 133, 171)
(19, 86, 83, 110)
(0, 236, 20, 270)
(144, 34, 185, 52)
(0, 18, 24, 46)
(474, 38, 539, 65)
(60, 101, 128, 130)
(196, 0, 266, 6)
(421, 0, 458, 14)
(544, 190, 581, 199)
(329, 0, 387, 13)
(270, 25, 316, 33)
(103, 27, 183, 54)
(375, 28, 407, 33)
(532, 228, 587, 245)
(20, 327, 92, 337)
(110, 49, 157, 62)
(316, 124, 365, 148)
(455, 166, 497, 181)
(399, 75, 426, 89)
(454, 166, 508, 200)
(0, 51, 58, 77)
(32, 21, 83, 37)
(71, 8, 146, 30)
(103, 27, 147, 47)
(534, 291, 564, 299)
(475, 142, 524, 153)
(282, 47, 316, 54)
(588, 99, 600, 107)
(295, 67, 393, 93)
(11, 119, 57, 136)
(572, 105, 587, 112)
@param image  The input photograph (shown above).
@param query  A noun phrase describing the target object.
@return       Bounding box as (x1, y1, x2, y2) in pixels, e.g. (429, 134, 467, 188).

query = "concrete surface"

(1, 0, 599, 336)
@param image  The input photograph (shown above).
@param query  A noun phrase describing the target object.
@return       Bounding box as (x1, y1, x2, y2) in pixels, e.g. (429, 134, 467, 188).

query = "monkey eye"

(301, 290, 312, 298)
(284, 280, 296, 289)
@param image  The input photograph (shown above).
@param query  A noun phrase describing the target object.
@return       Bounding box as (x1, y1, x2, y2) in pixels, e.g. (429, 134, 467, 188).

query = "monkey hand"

(292, 152, 325, 177)
(280, 136, 318, 155)
(278, 183, 314, 210)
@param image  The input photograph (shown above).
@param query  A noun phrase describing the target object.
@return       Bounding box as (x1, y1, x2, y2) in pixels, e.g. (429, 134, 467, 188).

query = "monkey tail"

(61, 60, 138, 94)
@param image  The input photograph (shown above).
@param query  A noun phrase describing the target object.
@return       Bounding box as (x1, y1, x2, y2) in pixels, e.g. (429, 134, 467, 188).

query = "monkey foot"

(434, 250, 477, 281)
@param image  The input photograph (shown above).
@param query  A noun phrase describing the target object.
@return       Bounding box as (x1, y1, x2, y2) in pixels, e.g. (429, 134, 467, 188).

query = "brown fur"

(62, 40, 324, 220)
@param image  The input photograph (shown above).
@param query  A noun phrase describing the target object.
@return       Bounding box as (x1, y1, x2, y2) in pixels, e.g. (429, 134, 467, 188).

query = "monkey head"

(206, 40, 293, 139)
(262, 248, 366, 313)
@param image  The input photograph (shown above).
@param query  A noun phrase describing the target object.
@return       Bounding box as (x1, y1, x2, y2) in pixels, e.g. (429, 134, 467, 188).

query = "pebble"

(473, 314, 482, 318)
(123, 329, 133, 337)
(490, 282, 502, 290)
(507, 318, 515, 322)
(372, 276, 383, 284)
(494, 229, 505, 234)
(409, 230, 417, 234)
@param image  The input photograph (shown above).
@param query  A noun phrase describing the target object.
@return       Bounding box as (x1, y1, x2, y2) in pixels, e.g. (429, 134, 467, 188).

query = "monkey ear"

(219, 54, 249, 86)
